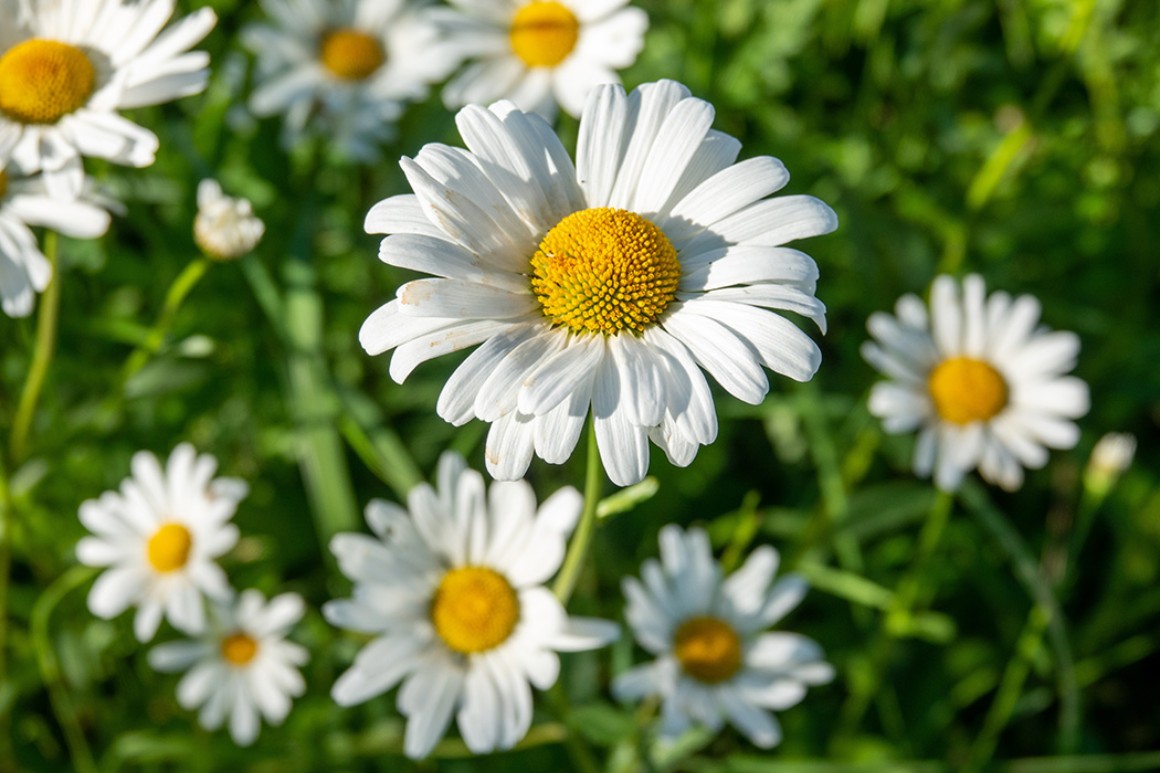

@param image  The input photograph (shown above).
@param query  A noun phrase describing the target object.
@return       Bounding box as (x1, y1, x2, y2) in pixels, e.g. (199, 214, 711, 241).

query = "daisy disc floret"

(242, 0, 460, 160)
(149, 590, 309, 746)
(360, 79, 837, 486)
(0, 0, 216, 198)
(437, 0, 648, 117)
(613, 526, 833, 748)
(862, 274, 1090, 491)
(0, 162, 113, 316)
(76, 444, 247, 642)
(324, 452, 618, 759)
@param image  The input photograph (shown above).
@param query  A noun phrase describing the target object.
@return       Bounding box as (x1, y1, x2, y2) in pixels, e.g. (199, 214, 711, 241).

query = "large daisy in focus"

(77, 444, 248, 642)
(149, 590, 309, 746)
(613, 526, 833, 748)
(325, 452, 618, 759)
(242, 0, 460, 160)
(0, 162, 112, 316)
(0, 0, 216, 198)
(436, 0, 647, 118)
(862, 273, 1090, 491)
(360, 79, 836, 486)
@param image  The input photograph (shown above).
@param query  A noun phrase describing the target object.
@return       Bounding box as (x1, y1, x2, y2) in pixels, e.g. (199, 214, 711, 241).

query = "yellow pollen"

(431, 567, 519, 654)
(319, 28, 385, 81)
(145, 523, 193, 573)
(530, 208, 681, 335)
(220, 632, 259, 666)
(928, 356, 1009, 425)
(0, 39, 96, 124)
(673, 616, 743, 684)
(509, 1, 579, 67)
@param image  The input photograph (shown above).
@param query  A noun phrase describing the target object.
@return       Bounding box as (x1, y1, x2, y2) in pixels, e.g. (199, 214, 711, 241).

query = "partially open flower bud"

(194, 179, 264, 261)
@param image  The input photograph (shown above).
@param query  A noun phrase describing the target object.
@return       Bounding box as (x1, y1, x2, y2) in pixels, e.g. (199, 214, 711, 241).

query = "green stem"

(833, 489, 954, 749)
(0, 458, 12, 768)
(31, 565, 99, 773)
(961, 482, 1080, 755)
(121, 258, 211, 382)
(10, 230, 61, 462)
(552, 420, 603, 604)
(337, 412, 422, 501)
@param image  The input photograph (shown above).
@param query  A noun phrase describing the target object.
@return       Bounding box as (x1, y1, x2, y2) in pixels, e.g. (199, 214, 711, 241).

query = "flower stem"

(121, 257, 211, 382)
(0, 458, 13, 768)
(553, 420, 604, 604)
(31, 565, 99, 773)
(832, 488, 954, 749)
(10, 230, 61, 463)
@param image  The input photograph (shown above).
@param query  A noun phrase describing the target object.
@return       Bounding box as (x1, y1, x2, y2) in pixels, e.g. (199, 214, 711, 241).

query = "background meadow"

(3, 0, 1160, 770)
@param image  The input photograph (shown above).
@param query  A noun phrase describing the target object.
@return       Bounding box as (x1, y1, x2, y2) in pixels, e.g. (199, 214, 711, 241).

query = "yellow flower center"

(509, 1, 580, 67)
(927, 356, 1008, 425)
(431, 567, 519, 654)
(220, 632, 259, 666)
(530, 208, 681, 336)
(145, 523, 193, 573)
(319, 28, 385, 81)
(673, 616, 743, 684)
(0, 39, 96, 124)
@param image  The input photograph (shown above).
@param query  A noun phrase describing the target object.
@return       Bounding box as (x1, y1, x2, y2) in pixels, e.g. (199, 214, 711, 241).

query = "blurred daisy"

(0, 0, 216, 198)
(76, 443, 248, 642)
(360, 79, 836, 485)
(242, 0, 460, 160)
(325, 452, 618, 759)
(194, 179, 265, 261)
(437, 0, 647, 117)
(149, 590, 309, 746)
(862, 274, 1090, 491)
(0, 162, 112, 316)
(613, 526, 833, 748)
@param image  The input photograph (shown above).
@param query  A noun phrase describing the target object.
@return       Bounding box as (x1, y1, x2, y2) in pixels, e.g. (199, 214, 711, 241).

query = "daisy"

(360, 79, 837, 486)
(149, 589, 309, 746)
(324, 452, 619, 759)
(0, 0, 216, 198)
(241, 0, 461, 160)
(437, 0, 648, 118)
(862, 274, 1090, 491)
(194, 179, 265, 261)
(0, 161, 112, 316)
(76, 443, 248, 642)
(613, 525, 833, 748)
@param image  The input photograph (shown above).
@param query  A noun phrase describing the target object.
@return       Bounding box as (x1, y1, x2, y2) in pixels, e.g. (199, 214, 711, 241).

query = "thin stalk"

(552, 420, 603, 604)
(121, 257, 211, 382)
(833, 489, 954, 749)
(10, 230, 61, 462)
(0, 458, 12, 768)
(31, 565, 99, 773)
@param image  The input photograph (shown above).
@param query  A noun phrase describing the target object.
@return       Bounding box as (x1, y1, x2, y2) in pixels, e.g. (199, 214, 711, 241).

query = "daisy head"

(361, 79, 836, 486)
(242, 0, 460, 160)
(324, 452, 619, 759)
(613, 526, 833, 748)
(0, 161, 113, 316)
(77, 443, 248, 642)
(194, 179, 265, 261)
(0, 0, 216, 198)
(149, 589, 309, 746)
(862, 274, 1090, 492)
(438, 0, 648, 118)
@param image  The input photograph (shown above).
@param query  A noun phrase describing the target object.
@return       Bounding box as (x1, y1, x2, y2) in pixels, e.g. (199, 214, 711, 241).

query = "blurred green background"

(2, 0, 1159, 770)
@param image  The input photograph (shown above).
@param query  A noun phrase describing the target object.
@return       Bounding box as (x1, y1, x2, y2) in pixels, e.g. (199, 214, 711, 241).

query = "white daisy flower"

(437, 0, 648, 118)
(862, 274, 1090, 492)
(76, 443, 248, 642)
(613, 525, 833, 748)
(360, 79, 837, 486)
(194, 179, 265, 261)
(0, 161, 112, 316)
(325, 452, 619, 759)
(149, 589, 309, 746)
(242, 0, 461, 160)
(0, 0, 216, 198)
